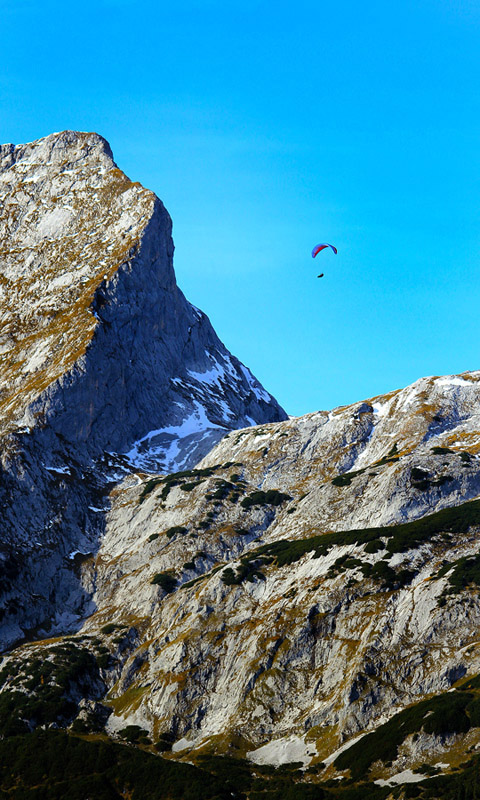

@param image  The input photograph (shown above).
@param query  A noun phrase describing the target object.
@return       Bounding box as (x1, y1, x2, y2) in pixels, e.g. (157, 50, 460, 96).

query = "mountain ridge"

(1, 130, 480, 799)
(0, 129, 286, 650)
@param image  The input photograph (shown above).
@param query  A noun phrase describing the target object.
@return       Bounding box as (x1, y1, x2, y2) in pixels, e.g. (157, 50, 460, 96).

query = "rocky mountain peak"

(0, 130, 160, 437)
(0, 129, 115, 172)
(0, 130, 286, 464)
(0, 130, 286, 648)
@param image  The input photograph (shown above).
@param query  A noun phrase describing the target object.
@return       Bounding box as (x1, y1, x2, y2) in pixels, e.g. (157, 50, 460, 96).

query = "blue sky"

(1, 0, 479, 415)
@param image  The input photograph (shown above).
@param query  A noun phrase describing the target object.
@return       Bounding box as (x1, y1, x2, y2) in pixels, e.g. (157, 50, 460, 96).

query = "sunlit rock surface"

(0, 130, 286, 462)
(0, 130, 286, 648)
(75, 371, 480, 771)
(2, 131, 480, 792)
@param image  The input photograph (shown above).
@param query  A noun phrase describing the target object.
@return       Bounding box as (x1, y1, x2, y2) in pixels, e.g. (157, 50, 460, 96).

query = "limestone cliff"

(4, 366, 480, 794)
(0, 130, 286, 462)
(1, 131, 480, 799)
(76, 371, 480, 776)
(0, 130, 286, 649)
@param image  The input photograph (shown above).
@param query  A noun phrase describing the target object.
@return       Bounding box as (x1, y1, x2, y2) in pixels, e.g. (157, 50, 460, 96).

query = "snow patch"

(122, 402, 224, 472)
(375, 769, 425, 786)
(187, 361, 226, 388)
(217, 399, 234, 422)
(247, 734, 317, 766)
(240, 364, 272, 403)
(45, 465, 71, 475)
(172, 737, 197, 753)
(436, 376, 471, 387)
(372, 401, 389, 417)
(189, 304, 202, 320)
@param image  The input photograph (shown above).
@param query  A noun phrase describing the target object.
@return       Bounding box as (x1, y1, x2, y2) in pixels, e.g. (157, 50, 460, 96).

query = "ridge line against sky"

(1, 0, 479, 415)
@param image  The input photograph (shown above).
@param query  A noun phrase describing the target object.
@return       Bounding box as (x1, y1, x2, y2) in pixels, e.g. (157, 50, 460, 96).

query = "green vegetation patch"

(0, 731, 394, 799)
(364, 540, 386, 554)
(327, 553, 415, 590)
(155, 730, 175, 752)
(211, 480, 237, 501)
(118, 724, 151, 744)
(240, 489, 291, 510)
(4, 725, 473, 798)
(411, 467, 454, 492)
(332, 470, 365, 487)
(139, 476, 165, 502)
(220, 498, 480, 589)
(360, 560, 416, 590)
(0, 729, 241, 799)
(138, 465, 222, 503)
(459, 674, 480, 692)
(206, 477, 248, 505)
(166, 525, 188, 539)
(0, 645, 102, 735)
(328, 554, 364, 577)
(101, 624, 121, 635)
(221, 558, 266, 586)
(315, 497, 480, 558)
(436, 552, 480, 599)
(151, 572, 178, 593)
(334, 691, 475, 779)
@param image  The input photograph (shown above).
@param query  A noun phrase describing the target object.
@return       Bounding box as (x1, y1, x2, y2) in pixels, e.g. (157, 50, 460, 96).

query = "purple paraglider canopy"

(311, 243, 337, 258)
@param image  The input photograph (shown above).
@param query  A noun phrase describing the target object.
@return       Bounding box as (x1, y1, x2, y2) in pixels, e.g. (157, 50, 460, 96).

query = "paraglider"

(311, 243, 337, 278)
(311, 243, 337, 258)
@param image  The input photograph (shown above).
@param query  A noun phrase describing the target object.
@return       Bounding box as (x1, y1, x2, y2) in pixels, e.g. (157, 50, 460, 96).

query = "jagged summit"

(0, 130, 286, 467)
(0, 130, 286, 647)
(0, 129, 115, 167)
(0, 130, 157, 437)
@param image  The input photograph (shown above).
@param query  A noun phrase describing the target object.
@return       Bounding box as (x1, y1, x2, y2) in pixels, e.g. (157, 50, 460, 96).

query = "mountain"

(1, 131, 480, 800)
(0, 130, 286, 650)
(63, 373, 480, 763)
(0, 130, 285, 465)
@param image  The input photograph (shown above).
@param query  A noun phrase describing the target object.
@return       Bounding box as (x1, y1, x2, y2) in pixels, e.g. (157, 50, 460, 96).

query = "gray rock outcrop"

(76, 371, 480, 764)
(0, 130, 286, 648)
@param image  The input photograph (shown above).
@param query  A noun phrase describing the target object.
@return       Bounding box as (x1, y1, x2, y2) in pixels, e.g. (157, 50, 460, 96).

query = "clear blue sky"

(1, 0, 479, 415)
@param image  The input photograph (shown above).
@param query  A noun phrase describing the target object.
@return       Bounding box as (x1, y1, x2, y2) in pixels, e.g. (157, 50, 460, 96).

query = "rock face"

(0, 130, 286, 463)
(0, 130, 286, 648)
(76, 371, 480, 769)
(2, 131, 480, 795)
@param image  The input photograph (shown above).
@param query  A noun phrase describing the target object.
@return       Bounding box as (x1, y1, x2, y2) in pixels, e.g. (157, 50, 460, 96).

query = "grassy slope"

(1, 728, 480, 799)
